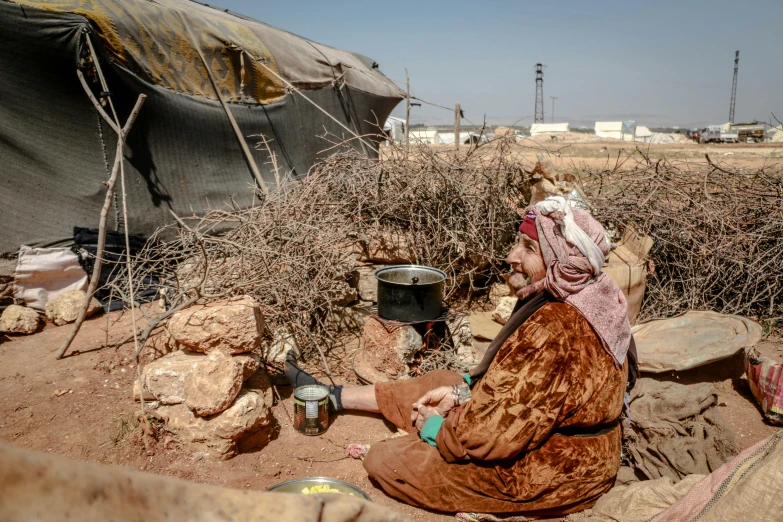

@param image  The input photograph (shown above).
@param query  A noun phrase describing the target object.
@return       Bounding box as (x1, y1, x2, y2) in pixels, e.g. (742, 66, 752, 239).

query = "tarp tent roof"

(0, 0, 404, 253)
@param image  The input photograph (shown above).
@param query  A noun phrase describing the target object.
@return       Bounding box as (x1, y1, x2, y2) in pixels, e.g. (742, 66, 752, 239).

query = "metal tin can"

(293, 385, 330, 436)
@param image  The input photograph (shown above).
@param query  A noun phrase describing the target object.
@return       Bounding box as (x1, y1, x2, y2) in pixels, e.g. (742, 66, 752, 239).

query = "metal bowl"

(268, 477, 371, 500)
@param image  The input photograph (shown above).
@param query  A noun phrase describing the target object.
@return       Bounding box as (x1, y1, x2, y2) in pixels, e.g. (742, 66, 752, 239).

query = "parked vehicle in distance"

(700, 125, 738, 144)
(732, 122, 767, 143)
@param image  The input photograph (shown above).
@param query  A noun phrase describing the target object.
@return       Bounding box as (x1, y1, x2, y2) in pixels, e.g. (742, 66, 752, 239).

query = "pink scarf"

(518, 198, 631, 366)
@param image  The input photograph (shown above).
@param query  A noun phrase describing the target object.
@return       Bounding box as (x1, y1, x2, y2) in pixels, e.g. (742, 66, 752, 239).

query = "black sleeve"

(626, 335, 640, 392)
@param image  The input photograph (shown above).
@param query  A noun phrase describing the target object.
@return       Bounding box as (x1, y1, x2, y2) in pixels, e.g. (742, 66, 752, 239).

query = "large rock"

(44, 290, 101, 326)
(528, 157, 576, 205)
(0, 305, 41, 334)
(133, 379, 156, 402)
(488, 281, 513, 306)
(141, 350, 259, 405)
(491, 296, 518, 325)
(356, 266, 378, 302)
(361, 317, 421, 378)
(142, 350, 201, 405)
(184, 351, 244, 416)
(329, 280, 358, 307)
(167, 296, 264, 354)
(158, 389, 273, 459)
(242, 368, 275, 412)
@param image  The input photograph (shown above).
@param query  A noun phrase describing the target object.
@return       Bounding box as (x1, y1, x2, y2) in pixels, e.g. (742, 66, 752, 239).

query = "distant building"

(383, 117, 406, 143)
(530, 123, 570, 136)
(595, 121, 636, 141)
(437, 132, 469, 145)
(409, 129, 444, 145)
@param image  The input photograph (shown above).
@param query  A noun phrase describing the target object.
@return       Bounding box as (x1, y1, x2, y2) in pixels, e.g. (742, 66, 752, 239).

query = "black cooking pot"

(374, 265, 446, 323)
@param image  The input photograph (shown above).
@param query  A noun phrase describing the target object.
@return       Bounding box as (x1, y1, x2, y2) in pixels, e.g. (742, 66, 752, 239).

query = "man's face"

(506, 233, 546, 291)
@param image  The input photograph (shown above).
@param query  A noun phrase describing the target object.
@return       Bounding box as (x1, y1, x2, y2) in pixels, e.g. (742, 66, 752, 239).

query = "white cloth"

(13, 246, 88, 310)
(536, 196, 606, 275)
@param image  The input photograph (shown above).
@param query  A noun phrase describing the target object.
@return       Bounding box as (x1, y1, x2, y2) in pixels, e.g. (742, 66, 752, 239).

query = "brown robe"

(363, 302, 628, 516)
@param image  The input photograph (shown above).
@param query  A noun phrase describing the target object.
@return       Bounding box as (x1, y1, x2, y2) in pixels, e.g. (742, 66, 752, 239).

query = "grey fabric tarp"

(0, 0, 404, 253)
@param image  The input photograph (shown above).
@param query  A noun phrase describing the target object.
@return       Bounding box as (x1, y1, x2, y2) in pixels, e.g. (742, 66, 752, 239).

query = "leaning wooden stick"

(56, 92, 146, 359)
(178, 12, 268, 195)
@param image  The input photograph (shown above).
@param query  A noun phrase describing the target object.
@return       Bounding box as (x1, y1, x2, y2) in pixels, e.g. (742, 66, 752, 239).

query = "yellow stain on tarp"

(10, 0, 285, 104)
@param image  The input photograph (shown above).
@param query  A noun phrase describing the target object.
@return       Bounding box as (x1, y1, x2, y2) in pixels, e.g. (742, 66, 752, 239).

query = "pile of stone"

(134, 296, 274, 460)
(0, 289, 101, 334)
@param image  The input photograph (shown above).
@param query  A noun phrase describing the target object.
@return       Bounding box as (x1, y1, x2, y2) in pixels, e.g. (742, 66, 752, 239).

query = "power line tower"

(729, 50, 739, 124)
(534, 63, 545, 124)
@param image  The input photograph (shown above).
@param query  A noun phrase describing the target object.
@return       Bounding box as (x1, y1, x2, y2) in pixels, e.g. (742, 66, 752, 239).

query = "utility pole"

(729, 50, 739, 124)
(534, 63, 545, 124)
(549, 96, 558, 123)
(454, 103, 461, 151)
(405, 68, 411, 148)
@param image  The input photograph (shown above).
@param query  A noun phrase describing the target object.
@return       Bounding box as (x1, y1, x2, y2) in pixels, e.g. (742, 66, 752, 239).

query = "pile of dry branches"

(109, 138, 531, 366)
(309, 138, 528, 297)
(581, 150, 783, 322)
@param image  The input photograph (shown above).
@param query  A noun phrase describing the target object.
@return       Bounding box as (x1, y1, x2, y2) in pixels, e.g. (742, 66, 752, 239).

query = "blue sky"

(209, 0, 781, 128)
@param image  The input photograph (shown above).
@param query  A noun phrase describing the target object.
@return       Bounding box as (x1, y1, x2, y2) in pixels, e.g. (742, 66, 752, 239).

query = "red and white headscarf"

(518, 196, 631, 366)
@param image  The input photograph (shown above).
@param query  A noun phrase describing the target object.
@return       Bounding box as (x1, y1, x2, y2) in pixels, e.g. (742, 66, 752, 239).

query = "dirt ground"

(1, 306, 780, 521)
(0, 311, 456, 521)
(2, 140, 781, 520)
(503, 134, 782, 171)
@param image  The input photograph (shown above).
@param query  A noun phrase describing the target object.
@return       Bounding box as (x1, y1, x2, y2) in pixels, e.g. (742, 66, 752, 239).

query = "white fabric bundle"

(536, 196, 606, 275)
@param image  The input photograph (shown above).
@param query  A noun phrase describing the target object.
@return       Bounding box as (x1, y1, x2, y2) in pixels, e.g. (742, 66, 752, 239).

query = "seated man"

(286, 196, 634, 517)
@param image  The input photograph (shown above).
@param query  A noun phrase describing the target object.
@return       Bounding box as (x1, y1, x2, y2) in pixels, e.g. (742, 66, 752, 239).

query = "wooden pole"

(454, 103, 461, 151)
(178, 13, 268, 195)
(79, 37, 143, 366)
(56, 93, 146, 359)
(405, 68, 411, 149)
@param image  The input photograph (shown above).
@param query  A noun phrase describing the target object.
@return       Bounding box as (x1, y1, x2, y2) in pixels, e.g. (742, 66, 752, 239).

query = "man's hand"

(412, 404, 439, 431)
(410, 385, 456, 422)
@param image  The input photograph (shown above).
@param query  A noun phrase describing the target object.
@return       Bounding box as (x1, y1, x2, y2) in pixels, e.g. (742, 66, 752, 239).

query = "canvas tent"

(0, 0, 404, 253)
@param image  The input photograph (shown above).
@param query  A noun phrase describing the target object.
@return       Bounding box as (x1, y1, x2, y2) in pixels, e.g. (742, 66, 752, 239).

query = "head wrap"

(518, 196, 631, 366)
(518, 211, 539, 241)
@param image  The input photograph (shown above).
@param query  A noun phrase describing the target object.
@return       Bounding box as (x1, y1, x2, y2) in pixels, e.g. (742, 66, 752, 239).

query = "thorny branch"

(100, 137, 530, 369)
(580, 152, 783, 322)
